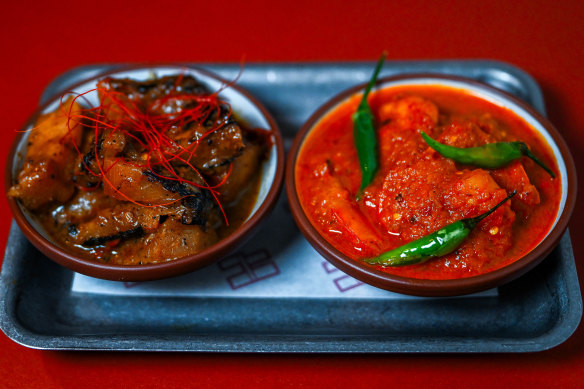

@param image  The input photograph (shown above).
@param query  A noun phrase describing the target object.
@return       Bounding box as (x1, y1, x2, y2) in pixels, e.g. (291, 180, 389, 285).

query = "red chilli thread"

(60, 76, 235, 222)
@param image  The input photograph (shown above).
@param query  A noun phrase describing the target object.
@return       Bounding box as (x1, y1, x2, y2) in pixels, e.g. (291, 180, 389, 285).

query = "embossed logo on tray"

(218, 249, 280, 289)
(322, 261, 363, 292)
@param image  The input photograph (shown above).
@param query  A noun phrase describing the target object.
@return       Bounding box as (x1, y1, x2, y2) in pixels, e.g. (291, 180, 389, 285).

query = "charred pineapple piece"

(8, 97, 83, 210)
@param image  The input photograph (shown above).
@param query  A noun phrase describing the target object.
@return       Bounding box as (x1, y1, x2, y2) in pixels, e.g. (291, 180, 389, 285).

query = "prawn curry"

(296, 85, 560, 279)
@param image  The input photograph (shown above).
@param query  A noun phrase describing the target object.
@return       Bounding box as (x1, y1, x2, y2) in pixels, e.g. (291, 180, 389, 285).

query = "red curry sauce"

(296, 86, 560, 279)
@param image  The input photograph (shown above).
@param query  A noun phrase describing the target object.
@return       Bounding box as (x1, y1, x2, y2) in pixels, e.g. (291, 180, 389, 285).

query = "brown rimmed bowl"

(6, 65, 285, 282)
(286, 74, 576, 297)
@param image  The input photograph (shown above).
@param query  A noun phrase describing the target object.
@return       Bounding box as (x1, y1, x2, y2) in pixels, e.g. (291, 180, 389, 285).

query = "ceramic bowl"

(6, 65, 285, 281)
(286, 74, 576, 297)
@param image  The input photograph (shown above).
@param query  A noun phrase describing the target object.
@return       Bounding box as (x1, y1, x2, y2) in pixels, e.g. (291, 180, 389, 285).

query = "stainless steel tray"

(1, 61, 581, 352)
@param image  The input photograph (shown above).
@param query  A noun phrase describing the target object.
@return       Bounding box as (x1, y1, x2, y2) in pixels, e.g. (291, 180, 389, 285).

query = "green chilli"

(421, 132, 555, 178)
(364, 190, 517, 267)
(353, 52, 386, 199)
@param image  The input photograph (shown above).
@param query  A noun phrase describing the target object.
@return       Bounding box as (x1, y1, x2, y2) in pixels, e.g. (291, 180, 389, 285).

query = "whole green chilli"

(421, 132, 555, 178)
(364, 190, 517, 267)
(353, 53, 386, 198)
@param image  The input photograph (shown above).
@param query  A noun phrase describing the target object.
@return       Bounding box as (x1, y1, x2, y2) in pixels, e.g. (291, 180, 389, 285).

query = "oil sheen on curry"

(8, 75, 269, 265)
(296, 86, 560, 280)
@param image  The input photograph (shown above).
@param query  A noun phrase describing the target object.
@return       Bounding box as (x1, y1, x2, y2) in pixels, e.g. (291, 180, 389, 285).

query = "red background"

(1, 1, 583, 387)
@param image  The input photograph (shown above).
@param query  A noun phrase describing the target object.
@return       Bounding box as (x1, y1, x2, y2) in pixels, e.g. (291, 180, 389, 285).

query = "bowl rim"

(286, 73, 577, 297)
(6, 64, 285, 282)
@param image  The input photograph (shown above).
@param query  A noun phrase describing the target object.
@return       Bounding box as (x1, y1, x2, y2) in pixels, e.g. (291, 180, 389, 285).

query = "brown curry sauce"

(9, 75, 268, 265)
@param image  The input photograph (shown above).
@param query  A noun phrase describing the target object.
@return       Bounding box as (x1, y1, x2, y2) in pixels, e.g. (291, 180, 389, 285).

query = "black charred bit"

(67, 224, 79, 236)
(81, 150, 95, 172)
(203, 104, 236, 127)
(82, 226, 144, 247)
(80, 137, 103, 173)
(105, 75, 210, 102)
(143, 170, 212, 225)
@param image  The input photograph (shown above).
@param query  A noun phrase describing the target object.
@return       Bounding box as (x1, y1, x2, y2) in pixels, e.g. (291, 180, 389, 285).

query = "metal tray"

(1, 61, 581, 352)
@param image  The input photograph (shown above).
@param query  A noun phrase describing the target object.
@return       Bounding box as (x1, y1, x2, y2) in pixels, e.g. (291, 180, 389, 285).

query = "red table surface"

(1, 1, 583, 388)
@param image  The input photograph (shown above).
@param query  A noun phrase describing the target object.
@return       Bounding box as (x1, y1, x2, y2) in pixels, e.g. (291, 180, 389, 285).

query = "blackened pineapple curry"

(9, 75, 269, 265)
